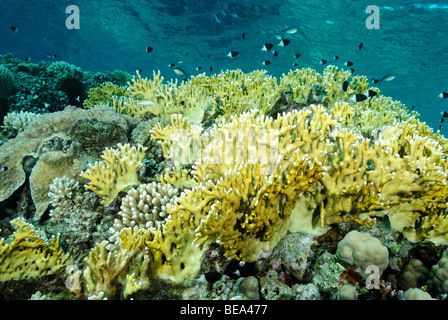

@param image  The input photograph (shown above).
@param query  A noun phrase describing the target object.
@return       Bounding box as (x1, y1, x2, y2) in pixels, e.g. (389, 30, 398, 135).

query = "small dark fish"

(294, 53, 301, 59)
(10, 26, 17, 32)
(293, 62, 299, 66)
(279, 39, 291, 47)
(349, 93, 368, 103)
(440, 118, 445, 123)
(439, 92, 448, 99)
(333, 55, 339, 60)
(262, 60, 271, 66)
(342, 81, 349, 92)
(359, 42, 363, 50)
(210, 66, 213, 71)
(366, 89, 378, 98)
(25, 57, 31, 62)
(441, 111, 448, 118)
(227, 51, 239, 58)
(411, 105, 415, 110)
(204, 272, 222, 283)
(439, 124, 443, 130)
(241, 33, 245, 40)
(196, 66, 202, 71)
(382, 215, 391, 230)
(350, 68, 355, 74)
(168, 63, 175, 67)
(137, 69, 143, 74)
(273, 50, 278, 57)
(146, 46, 153, 54)
(320, 59, 327, 65)
(46, 53, 57, 58)
(262, 43, 274, 51)
(173, 67, 187, 77)
(345, 61, 354, 67)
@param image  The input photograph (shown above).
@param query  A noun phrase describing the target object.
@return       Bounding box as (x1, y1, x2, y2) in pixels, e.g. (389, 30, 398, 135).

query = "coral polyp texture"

(2, 57, 448, 300)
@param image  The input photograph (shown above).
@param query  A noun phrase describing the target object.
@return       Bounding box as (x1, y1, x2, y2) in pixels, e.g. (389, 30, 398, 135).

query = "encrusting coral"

(0, 105, 138, 220)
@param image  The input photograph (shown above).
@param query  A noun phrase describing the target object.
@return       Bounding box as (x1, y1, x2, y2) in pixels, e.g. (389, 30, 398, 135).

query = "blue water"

(1, 0, 448, 134)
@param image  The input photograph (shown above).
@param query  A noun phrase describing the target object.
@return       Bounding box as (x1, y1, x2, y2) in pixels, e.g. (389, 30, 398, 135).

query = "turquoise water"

(1, 0, 448, 133)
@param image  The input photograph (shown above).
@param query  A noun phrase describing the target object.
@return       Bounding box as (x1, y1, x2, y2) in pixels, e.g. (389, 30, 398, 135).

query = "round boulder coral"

(429, 248, 448, 294)
(337, 230, 389, 277)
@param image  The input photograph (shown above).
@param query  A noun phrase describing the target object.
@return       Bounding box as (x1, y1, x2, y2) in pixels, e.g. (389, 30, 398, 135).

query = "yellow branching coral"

(0, 219, 70, 281)
(280, 68, 321, 104)
(76, 67, 448, 287)
(147, 98, 448, 284)
(322, 65, 353, 105)
(212, 70, 283, 120)
(81, 143, 147, 205)
(159, 167, 196, 189)
(82, 227, 150, 299)
(128, 70, 166, 100)
(125, 70, 215, 122)
(329, 102, 354, 125)
(352, 95, 410, 137)
(146, 106, 333, 281)
(83, 82, 130, 109)
(309, 118, 448, 236)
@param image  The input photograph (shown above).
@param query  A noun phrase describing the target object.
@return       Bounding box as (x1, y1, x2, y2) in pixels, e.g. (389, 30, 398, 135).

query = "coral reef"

(2, 55, 448, 301)
(0, 53, 132, 115)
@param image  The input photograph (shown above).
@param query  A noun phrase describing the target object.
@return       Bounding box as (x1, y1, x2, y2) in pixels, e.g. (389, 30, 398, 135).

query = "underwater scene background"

(0, 0, 448, 303)
(2, 0, 448, 131)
